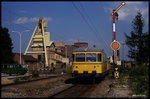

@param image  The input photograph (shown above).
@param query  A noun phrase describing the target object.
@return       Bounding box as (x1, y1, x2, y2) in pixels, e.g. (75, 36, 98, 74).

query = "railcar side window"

(86, 53, 96, 62)
(72, 54, 75, 62)
(98, 54, 102, 62)
(76, 54, 85, 62)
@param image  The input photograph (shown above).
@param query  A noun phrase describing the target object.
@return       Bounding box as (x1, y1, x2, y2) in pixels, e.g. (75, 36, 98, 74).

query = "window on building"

(56, 55, 60, 59)
(38, 55, 42, 61)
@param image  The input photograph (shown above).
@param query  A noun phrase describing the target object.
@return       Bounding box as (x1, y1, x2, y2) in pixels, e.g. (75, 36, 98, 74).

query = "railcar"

(72, 47, 110, 77)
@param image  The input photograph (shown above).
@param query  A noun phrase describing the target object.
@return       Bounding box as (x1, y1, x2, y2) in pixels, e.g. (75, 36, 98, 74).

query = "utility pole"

(65, 46, 67, 58)
(65, 46, 67, 69)
(12, 30, 30, 64)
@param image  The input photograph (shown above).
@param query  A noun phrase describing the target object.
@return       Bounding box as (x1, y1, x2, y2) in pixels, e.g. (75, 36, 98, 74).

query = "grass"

(32, 71, 39, 78)
(13, 68, 72, 83)
(20, 76, 31, 81)
(118, 72, 126, 85)
(52, 68, 72, 74)
(127, 64, 149, 97)
(39, 68, 72, 74)
(14, 78, 19, 83)
(101, 93, 107, 98)
(111, 64, 149, 98)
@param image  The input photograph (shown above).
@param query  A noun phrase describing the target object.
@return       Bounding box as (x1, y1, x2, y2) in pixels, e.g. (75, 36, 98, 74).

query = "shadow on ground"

(65, 76, 106, 85)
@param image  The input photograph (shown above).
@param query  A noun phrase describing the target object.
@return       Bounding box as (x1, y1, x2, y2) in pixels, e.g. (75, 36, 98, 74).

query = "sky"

(1, 1, 149, 61)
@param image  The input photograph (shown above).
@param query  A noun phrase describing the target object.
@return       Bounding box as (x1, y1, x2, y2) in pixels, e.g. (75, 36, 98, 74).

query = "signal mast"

(110, 1, 125, 78)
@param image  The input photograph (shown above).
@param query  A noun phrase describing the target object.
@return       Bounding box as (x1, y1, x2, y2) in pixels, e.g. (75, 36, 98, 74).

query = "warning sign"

(111, 40, 120, 50)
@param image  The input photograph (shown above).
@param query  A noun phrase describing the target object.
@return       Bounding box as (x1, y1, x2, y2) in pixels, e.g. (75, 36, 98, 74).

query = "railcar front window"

(86, 53, 96, 62)
(76, 54, 85, 62)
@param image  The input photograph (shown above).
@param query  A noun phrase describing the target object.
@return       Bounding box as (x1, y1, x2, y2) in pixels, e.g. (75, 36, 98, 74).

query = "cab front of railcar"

(72, 47, 105, 77)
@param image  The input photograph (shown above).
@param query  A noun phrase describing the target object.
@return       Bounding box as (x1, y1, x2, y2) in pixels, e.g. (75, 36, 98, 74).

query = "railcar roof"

(72, 47, 103, 52)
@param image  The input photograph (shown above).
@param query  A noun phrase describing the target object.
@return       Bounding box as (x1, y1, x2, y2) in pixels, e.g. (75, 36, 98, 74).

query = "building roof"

(47, 41, 54, 47)
(55, 42, 65, 47)
(74, 42, 88, 44)
(72, 47, 103, 52)
(50, 58, 62, 63)
(14, 53, 38, 62)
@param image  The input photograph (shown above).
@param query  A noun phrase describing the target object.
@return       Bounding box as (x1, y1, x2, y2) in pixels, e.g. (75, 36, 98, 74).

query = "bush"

(129, 65, 148, 76)
(38, 68, 72, 74)
(128, 65, 149, 97)
(20, 76, 31, 81)
(14, 78, 19, 83)
(53, 68, 72, 74)
(32, 71, 39, 78)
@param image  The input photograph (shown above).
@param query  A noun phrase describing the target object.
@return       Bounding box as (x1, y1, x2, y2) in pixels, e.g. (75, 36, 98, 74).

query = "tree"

(125, 11, 148, 64)
(1, 26, 14, 63)
(142, 31, 149, 62)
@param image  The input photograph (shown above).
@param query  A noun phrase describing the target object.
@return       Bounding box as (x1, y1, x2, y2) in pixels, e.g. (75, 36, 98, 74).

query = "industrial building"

(23, 17, 88, 71)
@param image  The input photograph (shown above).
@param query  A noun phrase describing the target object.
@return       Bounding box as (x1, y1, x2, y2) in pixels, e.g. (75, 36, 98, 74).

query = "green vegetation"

(123, 10, 149, 98)
(53, 68, 72, 74)
(101, 93, 107, 98)
(115, 64, 149, 98)
(125, 11, 149, 65)
(32, 71, 39, 78)
(1, 64, 27, 75)
(128, 65, 149, 97)
(20, 76, 31, 81)
(1, 27, 14, 64)
(13, 68, 72, 83)
(39, 68, 72, 74)
(118, 72, 126, 86)
(14, 78, 19, 83)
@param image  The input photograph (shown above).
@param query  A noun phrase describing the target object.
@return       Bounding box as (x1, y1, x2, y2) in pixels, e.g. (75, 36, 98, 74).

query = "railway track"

(49, 84, 94, 98)
(1, 74, 73, 98)
(48, 76, 111, 98)
(2, 74, 71, 87)
(2, 73, 113, 98)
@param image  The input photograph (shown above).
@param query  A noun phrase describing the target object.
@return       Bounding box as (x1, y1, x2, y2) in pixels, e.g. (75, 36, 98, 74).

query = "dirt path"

(81, 74, 133, 98)
(106, 75, 133, 98)
(80, 76, 112, 98)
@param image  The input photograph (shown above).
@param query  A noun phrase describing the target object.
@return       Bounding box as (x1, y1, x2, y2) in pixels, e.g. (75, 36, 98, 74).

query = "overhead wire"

(72, 2, 112, 55)
(3, 3, 112, 55)
(79, 2, 112, 55)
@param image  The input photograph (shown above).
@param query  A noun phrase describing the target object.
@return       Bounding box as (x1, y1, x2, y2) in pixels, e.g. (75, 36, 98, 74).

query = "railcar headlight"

(76, 66, 78, 68)
(94, 66, 96, 68)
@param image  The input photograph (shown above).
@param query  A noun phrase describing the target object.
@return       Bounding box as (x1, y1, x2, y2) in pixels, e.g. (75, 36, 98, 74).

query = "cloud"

(104, 1, 148, 22)
(13, 17, 52, 24)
